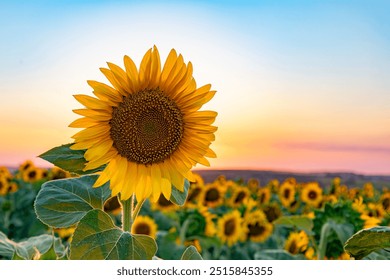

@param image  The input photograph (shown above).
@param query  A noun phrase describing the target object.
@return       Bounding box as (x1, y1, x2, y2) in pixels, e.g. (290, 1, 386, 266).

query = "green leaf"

(273, 215, 313, 233)
(170, 179, 190, 206)
(39, 143, 105, 175)
(70, 209, 157, 260)
(0, 232, 15, 259)
(0, 232, 66, 260)
(181, 245, 203, 260)
(318, 220, 354, 259)
(344, 226, 390, 260)
(34, 175, 111, 228)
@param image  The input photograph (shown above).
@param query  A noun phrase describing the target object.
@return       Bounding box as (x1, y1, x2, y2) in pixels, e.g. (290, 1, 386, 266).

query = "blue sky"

(1, 0, 390, 174)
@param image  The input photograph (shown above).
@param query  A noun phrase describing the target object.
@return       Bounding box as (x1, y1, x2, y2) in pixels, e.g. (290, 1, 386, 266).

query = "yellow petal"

(121, 162, 137, 200)
(123, 55, 139, 92)
(84, 139, 114, 161)
(83, 148, 117, 171)
(72, 109, 112, 121)
(161, 49, 177, 83)
(68, 117, 101, 128)
(139, 48, 152, 89)
(73, 95, 112, 111)
(135, 164, 147, 200)
(149, 46, 161, 88)
(107, 62, 132, 95)
(87, 80, 122, 103)
(100, 68, 127, 96)
(71, 124, 110, 140)
(150, 164, 162, 202)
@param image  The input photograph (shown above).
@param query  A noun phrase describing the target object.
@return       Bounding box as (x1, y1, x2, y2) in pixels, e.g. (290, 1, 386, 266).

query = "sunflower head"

(242, 210, 273, 242)
(257, 187, 271, 205)
(199, 183, 225, 208)
(217, 210, 245, 246)
(70, 46, 217, 202)
(284, 231, 309, 255)
(227, 186, 251, 208)
(131, 215, 158, 239)
(279, 180, 296, 208)
(301, 182, 323, 208)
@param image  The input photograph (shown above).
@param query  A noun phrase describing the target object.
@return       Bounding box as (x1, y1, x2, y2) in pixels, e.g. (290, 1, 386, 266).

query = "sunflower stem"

(132, 198, 146, 221)
(121, 196, 133, 232)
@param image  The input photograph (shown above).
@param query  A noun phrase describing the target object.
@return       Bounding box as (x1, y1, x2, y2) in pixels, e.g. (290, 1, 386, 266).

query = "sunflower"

(261, 202, 282, 222)
(0, 177, 8, 195)
(257, 187, 271, 205)
(22, 166, 43, 183)
(284, 231, 309, 255)
(242, 210, 273, 242)
(217, 210, 244, 246)
(247, 178, 260, 193)
(279, 180, 296, 207)
(184, 239, 202, 253)
(131, 215, 158, 239)
(19, 160, 35, 173)
(50, 166, 72, 180)
(198, 205, 217, 237)
(104, 196, 122, 216)
(301, 182, 323, 208)
(151, 194, 178, 212)
(363, 182, 375, 198)
(227, 186, 251, 208)
(70, 46, 217, 202)
(380, 192, 390, 212)
(199, 183, 225, 208)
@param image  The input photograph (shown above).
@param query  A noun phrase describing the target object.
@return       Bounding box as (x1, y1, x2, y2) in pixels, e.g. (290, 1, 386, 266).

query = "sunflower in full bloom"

(22, 166, 43, 183)
(301, 182, 323, 208)
(70, 46, 217, 202)
(279, 179, 296, 207)
(131, 215, 158, 239)
(380, 192, 390, 212)
(284, 231, 309, 255)
(199, 183, 225, 208)
(242, 210, 273, 242)
(217, 210, 245, 246)
(227, 186, 251, 208)
(257, 187, 271, 205)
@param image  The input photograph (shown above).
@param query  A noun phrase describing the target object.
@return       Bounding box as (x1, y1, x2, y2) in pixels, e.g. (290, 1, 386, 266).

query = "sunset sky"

(1, 0, 389, 174)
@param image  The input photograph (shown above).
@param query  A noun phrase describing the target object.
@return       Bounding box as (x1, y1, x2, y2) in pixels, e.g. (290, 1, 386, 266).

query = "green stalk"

(121, 195, 133, 232)
(132, 198, 146, 221)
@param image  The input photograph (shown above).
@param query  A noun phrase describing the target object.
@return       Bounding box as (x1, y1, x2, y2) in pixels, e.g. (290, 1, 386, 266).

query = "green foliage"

(313, 202, 363, 259)
(254, 249, 305, 260)
(273, 215, 313, 233)
(70, 209, 157, 260)
(170, 179, 190, 206)
(344, 226, 390, 260)
(0, 180, 47, 241)
(39, 144, 105, 175)
(0, 231, 66, 260)
(181, 245, 203, 260)
(34, 175, 111, 228)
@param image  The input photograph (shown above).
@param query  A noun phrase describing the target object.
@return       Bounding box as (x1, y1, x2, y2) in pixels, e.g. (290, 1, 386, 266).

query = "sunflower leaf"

(344, 226, 390, 260)
(0, 232, 66, 260)
(181, 245, 203, 260)
(34, 175, 111, 228)
(70, 209, 157, 260)
(273, 215, 313, 233)
(170, 179, 190, 206)
(39, 143, 105, 175)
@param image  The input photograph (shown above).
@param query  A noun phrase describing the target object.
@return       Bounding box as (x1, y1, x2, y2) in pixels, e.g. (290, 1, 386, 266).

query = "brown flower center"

(234, 191, 247, 204)
(283, 188, 291, 199)
(308, 190, 317, 200)
(110, 88, 183, 165)
(205, 188, 220, 202)
(248, 222, 265, 237)
(134, 222, 151, 235)
(224, 218, 236, 236)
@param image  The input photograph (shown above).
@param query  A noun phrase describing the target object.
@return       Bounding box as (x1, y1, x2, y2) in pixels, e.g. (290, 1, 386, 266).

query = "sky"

(1, 0, 389, 174)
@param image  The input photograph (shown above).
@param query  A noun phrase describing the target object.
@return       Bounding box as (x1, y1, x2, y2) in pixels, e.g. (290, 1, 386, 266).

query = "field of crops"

(1, 160, 389, 260)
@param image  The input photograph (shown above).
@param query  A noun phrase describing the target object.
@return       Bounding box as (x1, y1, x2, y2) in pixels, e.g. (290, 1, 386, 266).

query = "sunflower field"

(1, 160, 390, 260)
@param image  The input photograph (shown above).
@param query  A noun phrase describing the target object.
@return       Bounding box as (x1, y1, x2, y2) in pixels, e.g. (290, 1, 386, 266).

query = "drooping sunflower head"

(131, 215, 158, 239)
(380, 192, 390, 212)
(70, 46, 217, 202)
(151, 193, 179, 212)
(217, 210, 245, 246)
(301, 182, 323, 208)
